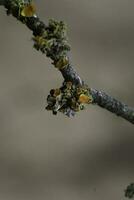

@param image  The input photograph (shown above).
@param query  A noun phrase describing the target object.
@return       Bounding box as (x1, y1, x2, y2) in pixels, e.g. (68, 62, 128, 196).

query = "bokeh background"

(0, 0, 134, 199)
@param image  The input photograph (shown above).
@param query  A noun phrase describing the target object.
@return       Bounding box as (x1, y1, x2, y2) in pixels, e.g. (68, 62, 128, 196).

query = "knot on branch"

(32, 19, 70, 61)
(46, 82, 93, 117)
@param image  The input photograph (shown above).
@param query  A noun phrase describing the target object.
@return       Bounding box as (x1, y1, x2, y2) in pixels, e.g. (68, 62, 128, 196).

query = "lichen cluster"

(5, 0, 70, 67)
(125, 183, 134, 199)
(46, 82, 93, 117)
(33, 19, 70, 67)
(6, 1, 71, 68)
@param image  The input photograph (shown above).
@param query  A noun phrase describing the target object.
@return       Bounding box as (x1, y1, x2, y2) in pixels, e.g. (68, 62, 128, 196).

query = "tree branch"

(91, 89, 134, 124)
(0, 0, 134, 124)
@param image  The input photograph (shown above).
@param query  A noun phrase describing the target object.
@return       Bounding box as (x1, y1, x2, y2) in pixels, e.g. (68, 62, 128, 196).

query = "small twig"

(0, 0, 134, 124)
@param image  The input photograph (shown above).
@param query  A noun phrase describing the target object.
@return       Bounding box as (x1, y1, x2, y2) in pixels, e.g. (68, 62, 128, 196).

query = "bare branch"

(91, 89, 134, 124)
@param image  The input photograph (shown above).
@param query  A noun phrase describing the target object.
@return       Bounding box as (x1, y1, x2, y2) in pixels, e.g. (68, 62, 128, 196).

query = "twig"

(0, 0, 134, 124)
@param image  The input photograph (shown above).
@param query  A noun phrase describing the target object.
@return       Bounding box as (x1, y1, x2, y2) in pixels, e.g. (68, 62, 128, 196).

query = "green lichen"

(33, 19, 70, 62)
(47, 19, 67, 40)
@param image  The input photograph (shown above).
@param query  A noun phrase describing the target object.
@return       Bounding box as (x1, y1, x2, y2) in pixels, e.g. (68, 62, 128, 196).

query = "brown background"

(0, 0, 134, 199)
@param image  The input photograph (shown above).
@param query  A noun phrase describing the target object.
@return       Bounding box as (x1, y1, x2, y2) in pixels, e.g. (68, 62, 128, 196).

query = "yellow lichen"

(21, 2, 36, 17)
(78, 94, 92, 104)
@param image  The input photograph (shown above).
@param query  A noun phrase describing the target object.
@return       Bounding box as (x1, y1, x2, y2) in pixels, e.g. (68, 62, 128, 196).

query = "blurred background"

(0, 0, 134, 199)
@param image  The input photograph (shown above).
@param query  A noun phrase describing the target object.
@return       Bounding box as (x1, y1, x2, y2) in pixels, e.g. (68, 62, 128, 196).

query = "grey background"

(0, 0, 134, 199)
